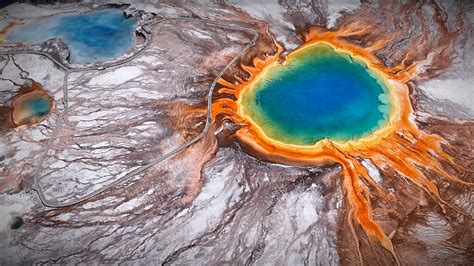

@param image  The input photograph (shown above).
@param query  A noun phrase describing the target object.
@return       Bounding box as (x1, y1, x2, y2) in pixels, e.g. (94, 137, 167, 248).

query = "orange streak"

(210, 25, 473, 262)
(0, 21, 16, 43)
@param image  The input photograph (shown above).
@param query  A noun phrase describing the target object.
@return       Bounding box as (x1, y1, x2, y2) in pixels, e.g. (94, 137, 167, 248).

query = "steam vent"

(0, 1, 472, 265)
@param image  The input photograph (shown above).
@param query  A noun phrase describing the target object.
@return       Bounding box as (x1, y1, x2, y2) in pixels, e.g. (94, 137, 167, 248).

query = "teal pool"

(23, 96, 51, 118)
(6, 9, 137, 64)
(12, 91, 52, 126)
(240, 43, 392, 146)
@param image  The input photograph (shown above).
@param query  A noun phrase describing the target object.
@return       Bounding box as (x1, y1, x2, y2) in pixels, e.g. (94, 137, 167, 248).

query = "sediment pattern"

(0, 1, 472, 265)
(213, 1, 473, 264)
(0, 53, 62, 193)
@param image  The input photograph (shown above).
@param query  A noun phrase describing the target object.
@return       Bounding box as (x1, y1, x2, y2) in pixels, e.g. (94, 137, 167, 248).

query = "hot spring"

(239, 43, 392, 146)
(12, 90, 52, 126)
(6, 9, 137, 64)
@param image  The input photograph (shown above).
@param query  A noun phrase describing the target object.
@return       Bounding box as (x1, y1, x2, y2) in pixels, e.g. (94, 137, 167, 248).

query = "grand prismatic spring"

(213, 23, 473, 264)
(0, 1, 472, 265)
(239, 42, 391, 145)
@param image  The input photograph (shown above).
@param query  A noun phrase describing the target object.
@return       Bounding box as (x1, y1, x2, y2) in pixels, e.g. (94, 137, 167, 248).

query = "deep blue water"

(241, 43, 391, 145)
(6, 9, 137, 64)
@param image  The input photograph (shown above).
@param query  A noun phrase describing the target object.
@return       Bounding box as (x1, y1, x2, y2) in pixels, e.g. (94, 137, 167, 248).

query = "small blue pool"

(24, 96, 51, 118)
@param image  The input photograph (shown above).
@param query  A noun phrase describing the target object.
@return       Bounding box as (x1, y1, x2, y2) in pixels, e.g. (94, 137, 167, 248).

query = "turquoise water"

(241, 43, 391, 146)
(24, 97, 51, 117)
(6, 9, 137, 64)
